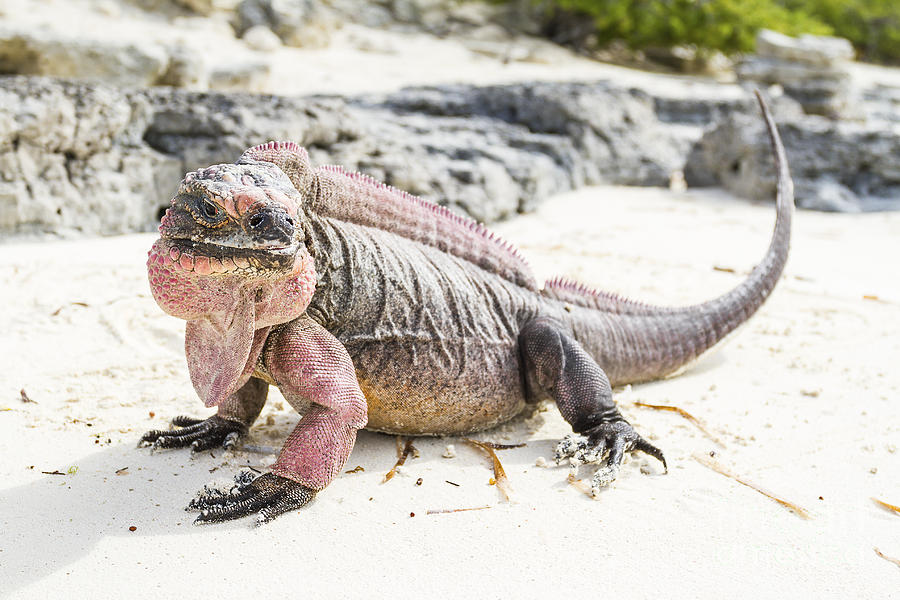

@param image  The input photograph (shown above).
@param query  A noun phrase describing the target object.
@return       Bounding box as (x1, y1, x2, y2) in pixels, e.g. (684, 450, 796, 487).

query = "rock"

(685, 99, 900, 212)
(173, 0, 217, 12)
(737, 29, 854, 117)
(0, 26, 170, 87)
(208, 60, 271, 91)
(644, 46, 733, 77)
(0, 78, 179, 234)
(754, 29, 854, 67)
(0, 76, 357, 236)
(157, 42, 210, 89)
(233, 0, 336, 48)
(0, 76, 696, 236)
(6, 74, 894, 238)
(380, 82, 688, 188)
(242, 25, 283, 52)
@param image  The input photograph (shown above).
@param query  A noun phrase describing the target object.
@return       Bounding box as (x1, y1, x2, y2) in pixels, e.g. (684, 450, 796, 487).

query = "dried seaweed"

(694, 453, 811, 520)
(51, 301, 89, 316)
(872, 497, 900, 516)
(566, 473, 594, 498)
(20, 389, 37, 404)
(426, 506, 491, 515)
(635, 401, 724, 446)
(383, 437, 417, 483)
(464, 438, 513, 501)
(874, 547, 900, 569)
(345, 465, 365, 474)
(476, 441, 526, 449)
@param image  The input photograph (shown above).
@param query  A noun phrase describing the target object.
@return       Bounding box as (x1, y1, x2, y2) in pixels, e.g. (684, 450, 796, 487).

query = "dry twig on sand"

(635, 401, 724, 445)
(464, 438, 515, 501)
(383, 437, 417, 483)
(694, 453, 811, 520)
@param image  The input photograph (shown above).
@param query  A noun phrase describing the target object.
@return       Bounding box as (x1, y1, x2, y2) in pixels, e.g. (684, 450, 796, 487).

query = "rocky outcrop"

(4, 73, 898, 238)
(0, 76, 697, 236)
(0, 77, 355, 235)
(232, 0, 336, 48)
(685, 95, 900, 212)
(737, 29, 855, 117)
(0, 27, 171, 88)
(353, 83, 691, 220)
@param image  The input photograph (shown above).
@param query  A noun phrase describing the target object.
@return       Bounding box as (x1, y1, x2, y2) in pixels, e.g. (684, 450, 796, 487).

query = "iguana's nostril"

(248, 214, 267, 230)
(246, 208, 294, 243)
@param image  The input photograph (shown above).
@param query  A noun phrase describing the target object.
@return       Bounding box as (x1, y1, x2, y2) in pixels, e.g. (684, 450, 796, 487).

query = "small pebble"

(442, 444, 456, 458)
(535, 456, 547, 468)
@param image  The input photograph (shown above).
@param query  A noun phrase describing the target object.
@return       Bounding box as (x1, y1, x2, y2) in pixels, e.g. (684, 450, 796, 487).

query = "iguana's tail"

(543, 93, 794, 385)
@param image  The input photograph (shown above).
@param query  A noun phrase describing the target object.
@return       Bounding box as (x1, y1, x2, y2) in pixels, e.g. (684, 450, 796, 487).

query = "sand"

(1, 184, 899, 598)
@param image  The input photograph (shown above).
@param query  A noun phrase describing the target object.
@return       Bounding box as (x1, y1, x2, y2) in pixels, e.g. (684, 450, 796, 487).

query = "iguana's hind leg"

(139, 378, 268, 451)
(519, 317, 666, 495)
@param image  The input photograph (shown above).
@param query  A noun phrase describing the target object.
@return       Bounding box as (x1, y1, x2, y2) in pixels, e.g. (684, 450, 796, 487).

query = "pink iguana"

(141, 95, 793, 524)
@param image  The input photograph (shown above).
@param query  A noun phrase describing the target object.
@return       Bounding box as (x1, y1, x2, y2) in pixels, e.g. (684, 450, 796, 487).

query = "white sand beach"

(1, 184, 898, 598)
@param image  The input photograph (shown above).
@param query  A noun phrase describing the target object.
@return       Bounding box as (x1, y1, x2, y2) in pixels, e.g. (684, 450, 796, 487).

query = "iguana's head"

(146, 143, 317, 327)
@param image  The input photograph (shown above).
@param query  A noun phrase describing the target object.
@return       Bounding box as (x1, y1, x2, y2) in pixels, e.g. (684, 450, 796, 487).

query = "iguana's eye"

(201, 199, 220, 219)
(191, 197, 226, 227)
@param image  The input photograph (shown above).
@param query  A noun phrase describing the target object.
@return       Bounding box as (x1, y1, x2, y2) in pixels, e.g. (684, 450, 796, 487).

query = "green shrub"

(523, 0, 900, 63)
(547, 0, 829, 54)
(784, 0, 900, 63)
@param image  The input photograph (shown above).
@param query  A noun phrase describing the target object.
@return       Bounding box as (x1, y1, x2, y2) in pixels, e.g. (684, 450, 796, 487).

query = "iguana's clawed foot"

(188, 472, 315, 525)
(138, 415, 246, 452)
(555, 421, 667, 496)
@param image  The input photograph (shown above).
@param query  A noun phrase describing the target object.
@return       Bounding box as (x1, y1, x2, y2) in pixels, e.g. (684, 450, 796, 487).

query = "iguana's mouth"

(157, 237, 300, 274)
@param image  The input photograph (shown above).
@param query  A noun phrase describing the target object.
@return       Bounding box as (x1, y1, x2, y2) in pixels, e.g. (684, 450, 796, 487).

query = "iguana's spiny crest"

(238, 141, 538, 291)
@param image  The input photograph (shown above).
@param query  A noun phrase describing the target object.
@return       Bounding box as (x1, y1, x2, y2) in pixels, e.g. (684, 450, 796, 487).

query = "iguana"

(141, 95, 793, 524)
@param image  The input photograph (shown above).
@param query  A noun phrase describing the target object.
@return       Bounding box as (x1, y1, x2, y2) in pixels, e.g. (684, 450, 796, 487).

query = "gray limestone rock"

(685, 99, 900, 212)
(0, 76, 692, 236)
(4, 74, 896, 238)
(233, 0, 336, 48)
(0, 26, 170, 87)
(737, 29, 855, 117)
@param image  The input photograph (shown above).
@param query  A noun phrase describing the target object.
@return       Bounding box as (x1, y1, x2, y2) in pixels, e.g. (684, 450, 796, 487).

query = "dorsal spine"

(313, 165, 538, 290)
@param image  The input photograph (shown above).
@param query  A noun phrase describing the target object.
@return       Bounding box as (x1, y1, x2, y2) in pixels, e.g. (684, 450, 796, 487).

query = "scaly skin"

(142, 95, 794, 523)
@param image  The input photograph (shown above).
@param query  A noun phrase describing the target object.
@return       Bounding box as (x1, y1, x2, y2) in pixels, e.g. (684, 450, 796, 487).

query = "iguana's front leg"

(191, 316, 368, 524)
(520, 317, 666, 495)
(139, 378, 268, 451)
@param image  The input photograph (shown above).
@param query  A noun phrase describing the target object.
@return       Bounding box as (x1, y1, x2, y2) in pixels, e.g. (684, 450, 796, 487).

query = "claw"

(591, 463, 621, 495)
(554, 433, 590, 465)
(138, 415, 247, 452)
(634, 437, 668, 472)
(223, 431, 241, 450)
(187, 472, 315, 525)
(556, 420, 666, 491)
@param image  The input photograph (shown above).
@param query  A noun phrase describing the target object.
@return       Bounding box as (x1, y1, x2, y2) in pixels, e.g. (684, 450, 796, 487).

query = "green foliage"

(549, 0, 830, 54)
(784, 0, 900, 63)
(529, 0, 900, 63)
